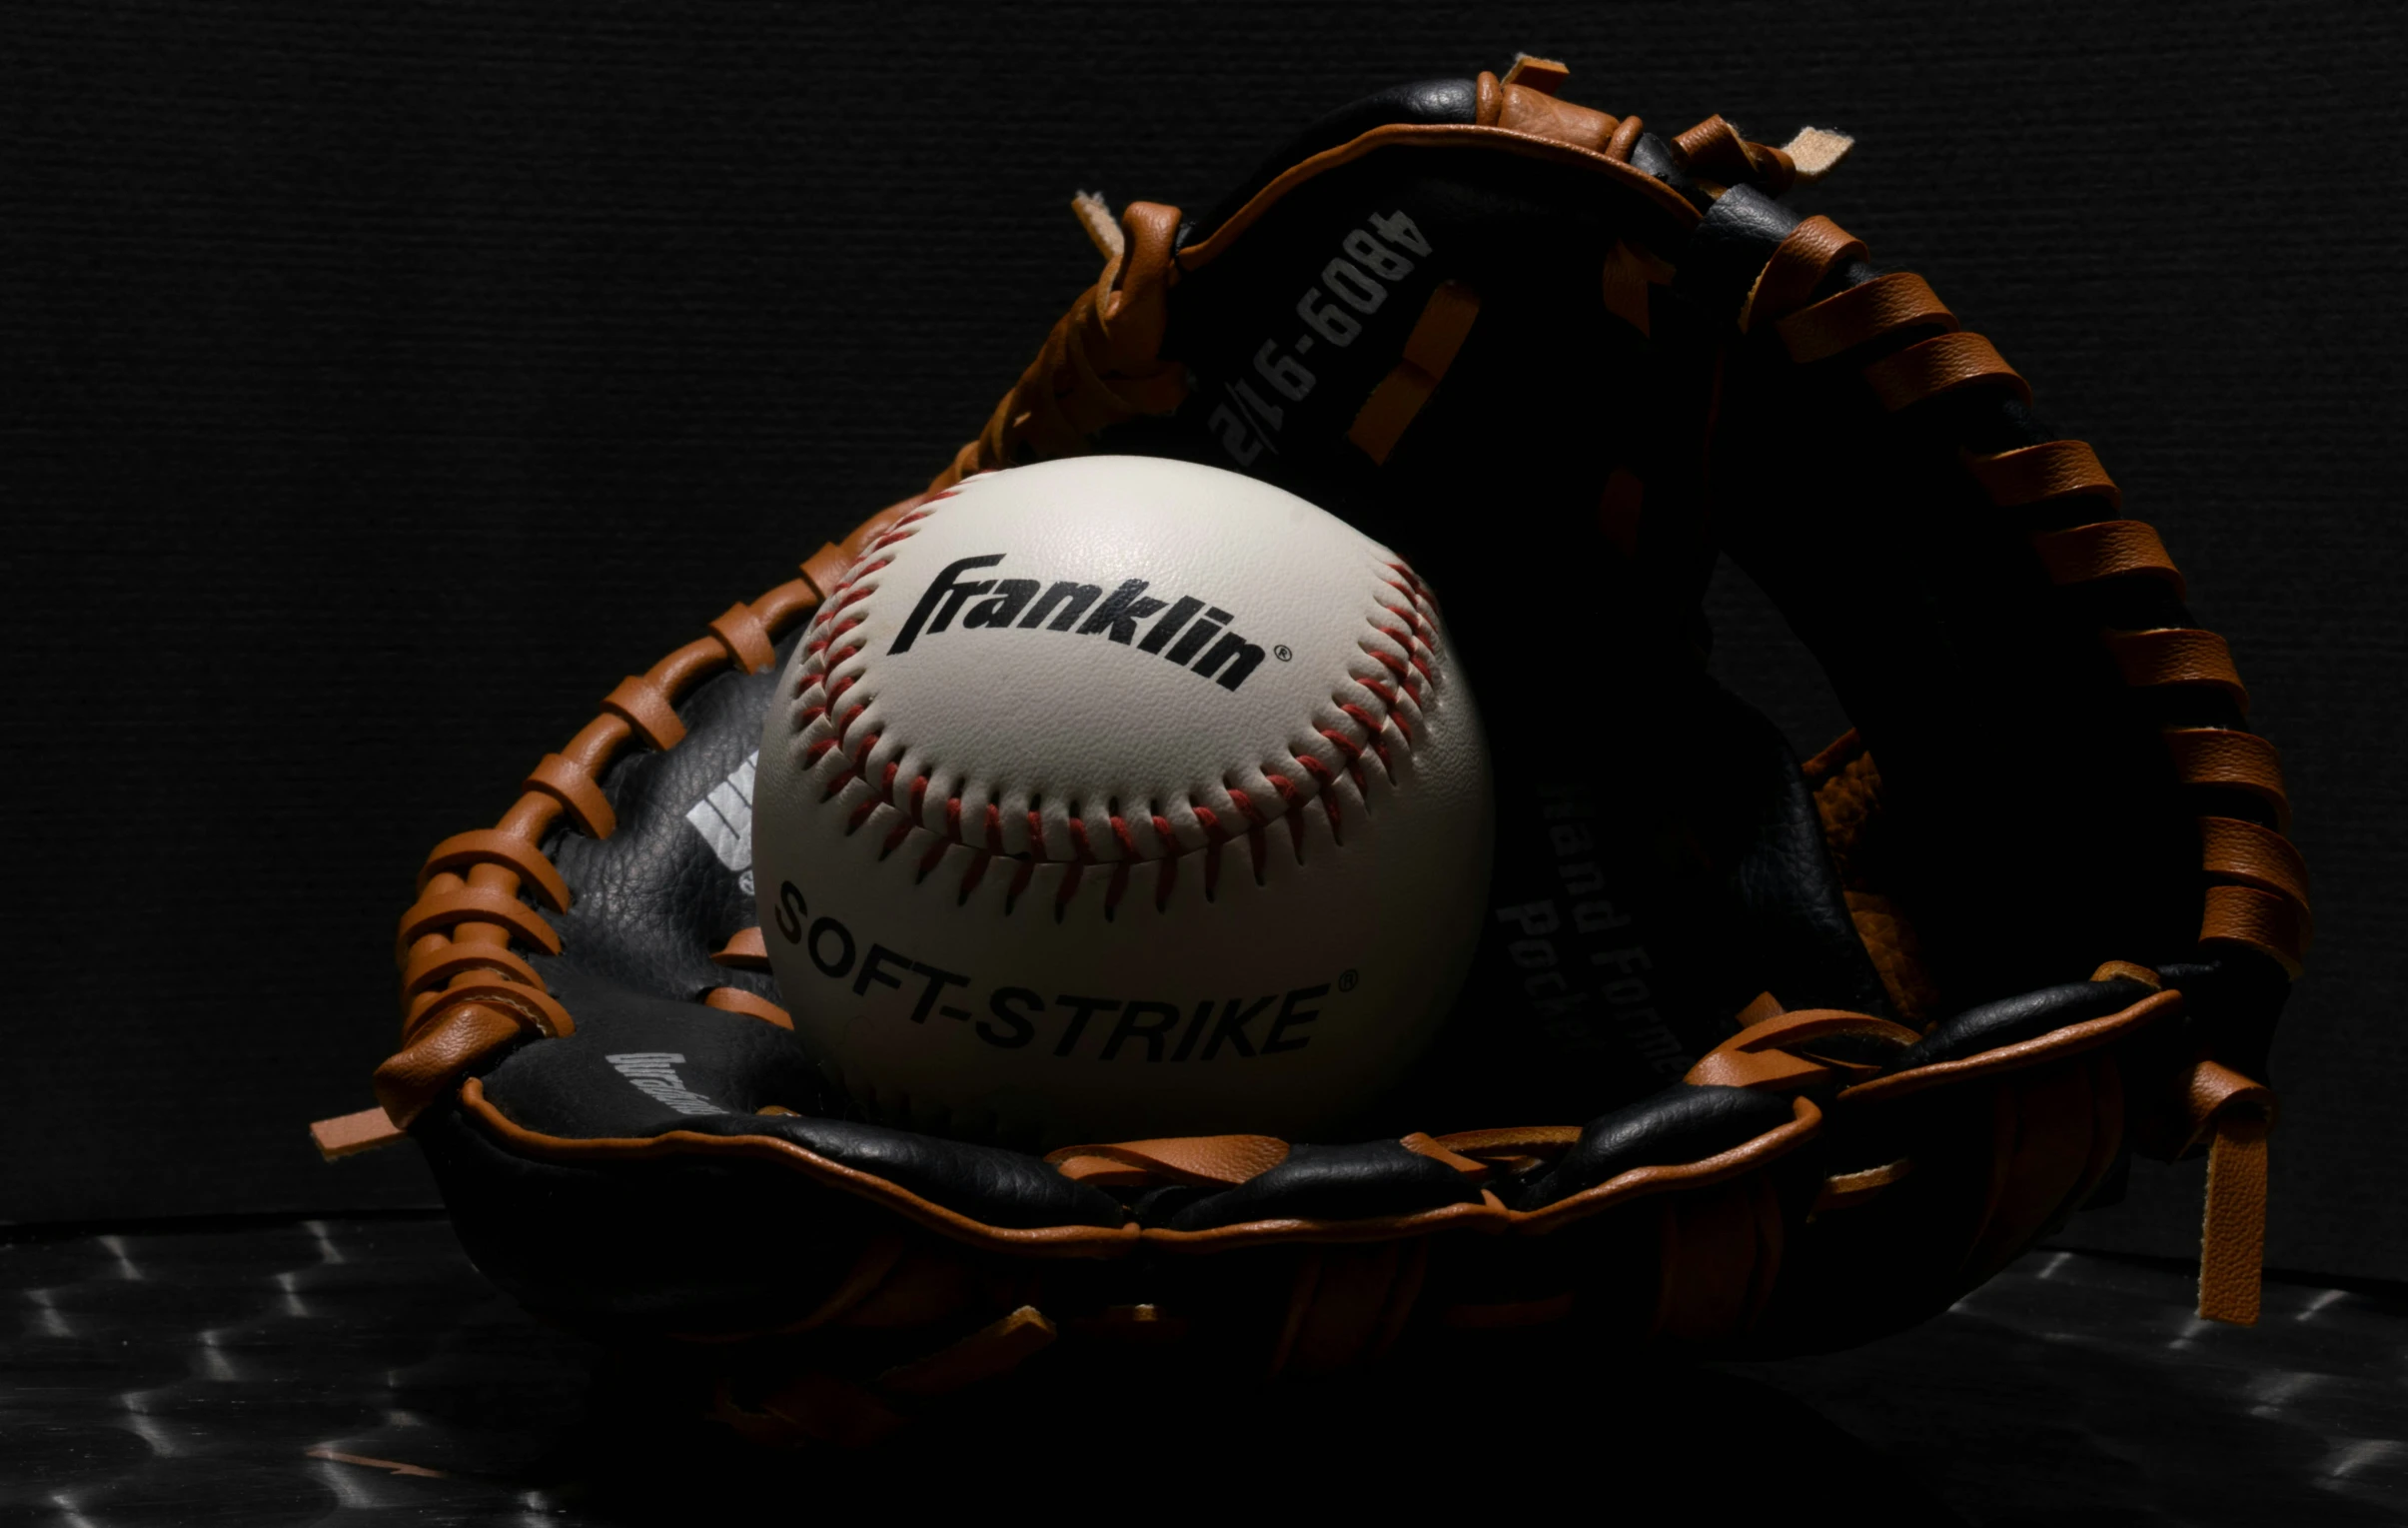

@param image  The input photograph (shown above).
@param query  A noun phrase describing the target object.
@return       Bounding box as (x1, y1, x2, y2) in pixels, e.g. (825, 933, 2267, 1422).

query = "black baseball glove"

(322, 57, 2307, 1446)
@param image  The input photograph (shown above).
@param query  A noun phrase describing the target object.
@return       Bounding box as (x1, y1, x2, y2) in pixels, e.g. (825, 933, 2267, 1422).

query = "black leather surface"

(431, 71, 2237, 1306)
(534, 634, 797, 1009)
(1162, 1139, 1485, 1231)
(1185, 75, 1480, 244)
(1670, 182, 1801, 327)
(1893, 976, 2157, 1071)
(1518, 1083, 1800, 1209)
(466, 979, 1127, 1233)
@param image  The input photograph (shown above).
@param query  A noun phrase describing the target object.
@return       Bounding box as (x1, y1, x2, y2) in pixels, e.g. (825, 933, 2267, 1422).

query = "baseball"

(753, 456, 1491, 1146)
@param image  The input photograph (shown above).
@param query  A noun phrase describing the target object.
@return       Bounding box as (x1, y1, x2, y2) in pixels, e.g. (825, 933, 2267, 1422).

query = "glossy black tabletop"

(3, 1216, 2400, 1524)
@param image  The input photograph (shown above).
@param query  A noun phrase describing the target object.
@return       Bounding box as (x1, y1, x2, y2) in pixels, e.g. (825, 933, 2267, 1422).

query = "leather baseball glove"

(318, 57, 2308, 1447)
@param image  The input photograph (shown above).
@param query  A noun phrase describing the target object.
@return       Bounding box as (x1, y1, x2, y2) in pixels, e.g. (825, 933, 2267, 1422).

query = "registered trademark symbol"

(1273, 645, 1293, 663)
(1337, 968, 1359, 992)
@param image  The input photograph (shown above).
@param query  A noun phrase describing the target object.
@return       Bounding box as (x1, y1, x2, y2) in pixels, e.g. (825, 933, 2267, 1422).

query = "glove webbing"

(1734, 209, 2304, 1323)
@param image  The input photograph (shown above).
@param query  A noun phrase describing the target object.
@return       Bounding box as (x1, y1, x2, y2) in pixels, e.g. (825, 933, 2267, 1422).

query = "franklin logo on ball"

(887, 552, 1270, 692)
(756, 456, 1492, 1144)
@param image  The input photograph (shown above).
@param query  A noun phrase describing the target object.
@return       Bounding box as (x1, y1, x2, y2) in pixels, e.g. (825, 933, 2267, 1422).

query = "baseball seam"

(783, 478, 1445, 920)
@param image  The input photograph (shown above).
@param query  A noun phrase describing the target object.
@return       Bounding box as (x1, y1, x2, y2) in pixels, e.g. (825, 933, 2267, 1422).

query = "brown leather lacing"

(1737, 212, 2313, 984)
(364, 502, 923, 1134)
(931, 59, 1816, 494)
(1721, 210, 2307, 1323)
(327, 62, 2287, 1432)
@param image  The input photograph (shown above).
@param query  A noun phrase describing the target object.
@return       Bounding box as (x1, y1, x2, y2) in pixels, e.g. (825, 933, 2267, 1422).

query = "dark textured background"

(6, 3, 2400, 1279)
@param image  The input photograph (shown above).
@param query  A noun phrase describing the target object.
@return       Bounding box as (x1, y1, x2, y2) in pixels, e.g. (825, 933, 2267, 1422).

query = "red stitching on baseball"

(783, 486, 1452, 916)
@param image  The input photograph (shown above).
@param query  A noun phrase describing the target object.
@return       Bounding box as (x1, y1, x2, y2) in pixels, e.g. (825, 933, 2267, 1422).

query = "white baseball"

(753, 456, 1491, 1147)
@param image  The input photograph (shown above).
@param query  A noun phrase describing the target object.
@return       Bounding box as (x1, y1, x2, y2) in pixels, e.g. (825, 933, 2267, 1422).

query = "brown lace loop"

(2201, 884, 2311, 975)
(1776, 271, 1955, 361)
(1669, 113, 1796, 195)
(2199, 814, 2312, 914)
(526, 752, 616, 838)
(603, 674, 686, 751)
(1965, 439, 2123, 513)
(1861, 331, 2030, 411)
(2162, 728, 2292, 828)
(366, 572, 837, 1139)
(936, 199, 1186, 489)
(1742, 215, 1867, 334)
(401, 940, 548, 1005)
(396, 882, 563, 962)
(708, 601, 777, 674)
(1495, 80, 1620, 153)
(1606, 112, 1645, 162)
(2031, 520, 2186, 594)
(418, 828, 571, 910)
(2103, 628, 2250, 711)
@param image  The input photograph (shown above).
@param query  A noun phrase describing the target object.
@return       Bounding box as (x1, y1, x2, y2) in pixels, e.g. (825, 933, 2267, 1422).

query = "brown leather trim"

(2201, 883, 2310, 975)
(452, 1081, 1816, 1255)
(1138, 1197, 1512, 1251)
(1777, 270, 1955, 362)
(1177, 123, 1698, 273)
(1432, 1124, 1582, 1155)
(1861, 331, 2031, 411)
(2162, 728, 2291, 829)
(417, 828, 572, 911)
(459, 1076, 1142, 1255)
(395, 882, 562, 962)
(526, 752, 616, 838)
(1964, 439, 2123, 513)
(2198, 815, 2312, 909)
(1838, 988, 2182, 1106)
(2031, 519, 2186, 594)
(1480, 1093, 1822, 1237)
(2104, 629, 2250, 712)
(703, 985, 793, 1030)
(1743, 215, 1868, 335)
(373, 565, 847, 1133)
(602, 674, 686, 752)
